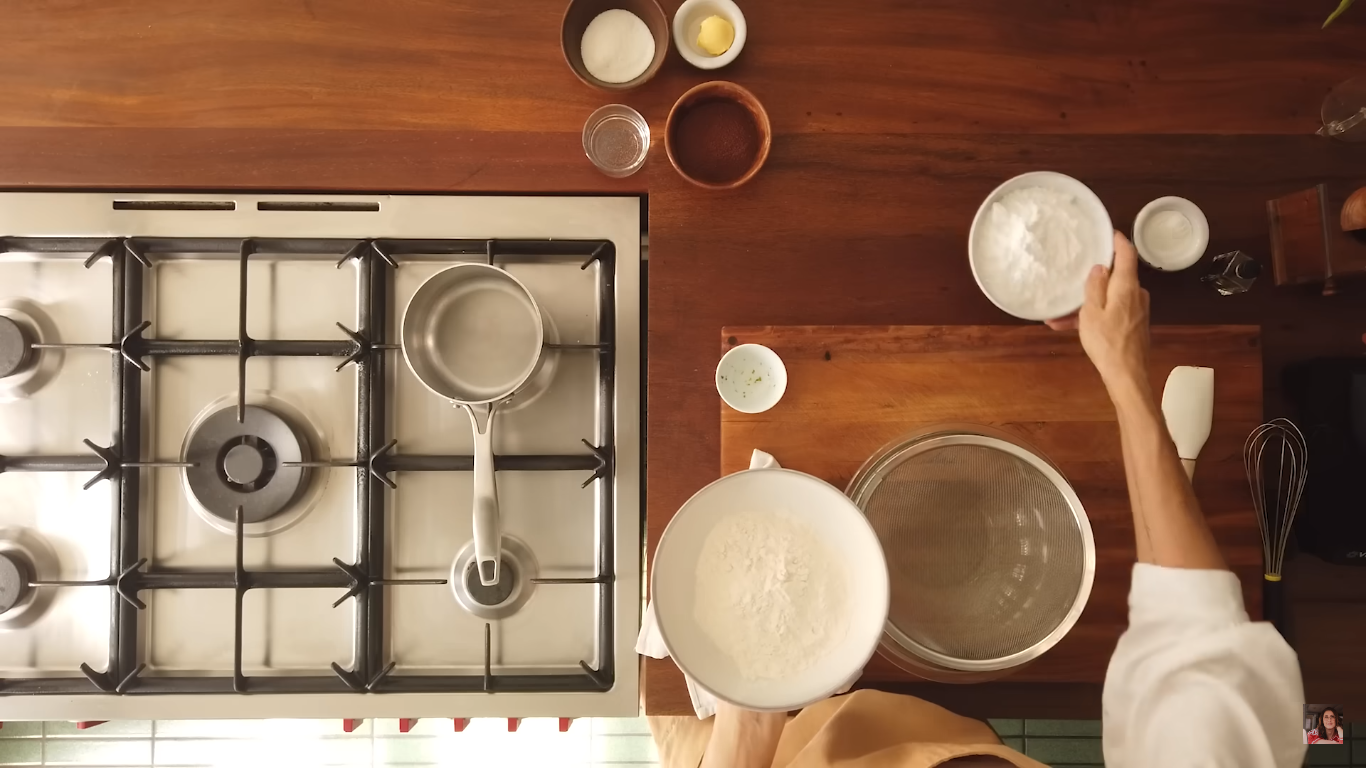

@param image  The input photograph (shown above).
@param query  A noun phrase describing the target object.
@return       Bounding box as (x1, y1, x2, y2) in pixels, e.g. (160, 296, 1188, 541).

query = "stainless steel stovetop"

(0, 194, 642, 719)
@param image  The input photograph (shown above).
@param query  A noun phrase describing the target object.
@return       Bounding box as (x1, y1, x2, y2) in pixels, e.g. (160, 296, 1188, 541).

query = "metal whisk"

(1244, 418, 1308, 636)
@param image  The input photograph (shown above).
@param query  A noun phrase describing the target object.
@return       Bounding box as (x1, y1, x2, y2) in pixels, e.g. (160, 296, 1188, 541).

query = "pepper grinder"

(1202, 251, 1260, 295)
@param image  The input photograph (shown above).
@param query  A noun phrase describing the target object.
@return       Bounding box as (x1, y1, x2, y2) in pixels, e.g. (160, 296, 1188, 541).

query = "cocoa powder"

(671, 98, 760, 185)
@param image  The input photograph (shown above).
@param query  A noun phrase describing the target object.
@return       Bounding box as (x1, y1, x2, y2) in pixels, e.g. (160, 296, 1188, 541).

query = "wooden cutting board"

(720, 325, 1263, 684)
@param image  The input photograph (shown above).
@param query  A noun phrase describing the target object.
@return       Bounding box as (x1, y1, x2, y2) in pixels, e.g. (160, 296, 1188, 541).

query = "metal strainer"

(847, 425, 1095, 676)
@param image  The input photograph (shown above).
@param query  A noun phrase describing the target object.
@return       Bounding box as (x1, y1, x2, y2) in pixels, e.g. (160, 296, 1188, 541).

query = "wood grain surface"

(1, 0, 1365, 718)
(0, 0, 1360, 135)
(717, 325, 1263, 685)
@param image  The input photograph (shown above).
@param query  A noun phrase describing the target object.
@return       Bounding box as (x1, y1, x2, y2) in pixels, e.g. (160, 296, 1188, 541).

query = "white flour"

(694, 509, 848, 681)
(977, 186, 1091, 317)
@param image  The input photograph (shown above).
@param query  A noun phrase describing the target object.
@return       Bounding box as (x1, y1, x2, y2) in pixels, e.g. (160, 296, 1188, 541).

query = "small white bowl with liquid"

(716, 343, 786, 413)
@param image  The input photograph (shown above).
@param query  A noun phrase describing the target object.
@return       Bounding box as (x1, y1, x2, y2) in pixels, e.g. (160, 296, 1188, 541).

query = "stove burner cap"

(0, 551, 33, 615)
(222, 440, 273, 490)
(185, 405, 309, 524)
(0, 316, 33, 379)
(450, 536, 538, 621)
(465, 559, 517, 606)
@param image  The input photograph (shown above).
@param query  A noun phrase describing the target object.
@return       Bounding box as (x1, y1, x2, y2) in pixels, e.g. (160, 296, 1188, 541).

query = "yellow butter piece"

(697, 15, 735, 56)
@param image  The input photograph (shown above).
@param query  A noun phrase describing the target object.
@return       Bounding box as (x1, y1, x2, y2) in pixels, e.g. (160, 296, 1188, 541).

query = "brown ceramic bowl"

(562, 0, 669, 91)
(665, 81, 771, 190)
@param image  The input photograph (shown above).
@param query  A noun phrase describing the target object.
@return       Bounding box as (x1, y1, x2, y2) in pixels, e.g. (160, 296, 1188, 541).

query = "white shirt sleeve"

(1101, 564, 1306, 768)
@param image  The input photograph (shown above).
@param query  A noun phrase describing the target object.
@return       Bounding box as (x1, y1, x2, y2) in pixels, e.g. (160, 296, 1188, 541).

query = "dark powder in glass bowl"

(670, 99, 760, 185)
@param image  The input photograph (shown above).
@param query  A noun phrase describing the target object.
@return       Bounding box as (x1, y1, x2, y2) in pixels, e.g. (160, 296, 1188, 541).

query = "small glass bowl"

(583, 104, 650, 178)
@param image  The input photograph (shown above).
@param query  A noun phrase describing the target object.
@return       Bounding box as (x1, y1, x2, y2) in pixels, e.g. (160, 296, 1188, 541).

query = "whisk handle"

(1263, 574, 1287, 638)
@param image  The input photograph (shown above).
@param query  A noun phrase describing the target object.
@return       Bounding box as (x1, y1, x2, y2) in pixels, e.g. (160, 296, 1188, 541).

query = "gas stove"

(0, 194, 642, 719)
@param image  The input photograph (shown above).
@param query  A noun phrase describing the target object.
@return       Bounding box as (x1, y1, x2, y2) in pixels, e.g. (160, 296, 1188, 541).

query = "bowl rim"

(672, 0, 747, 70)
(967, 171, 1114, 322)
(714, 342, 787, 413)
(652, 467, 891, 712)
(846, 427, 1097, 672)
(664, 80, 772, 190)
(561, 0, 670, 92)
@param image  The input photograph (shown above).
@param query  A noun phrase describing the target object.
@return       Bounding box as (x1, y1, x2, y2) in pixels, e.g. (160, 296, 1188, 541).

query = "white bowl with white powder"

(1133, 196, 1209, 272)
(652, 469, 890, 711)
(969, 171, 1114, 321)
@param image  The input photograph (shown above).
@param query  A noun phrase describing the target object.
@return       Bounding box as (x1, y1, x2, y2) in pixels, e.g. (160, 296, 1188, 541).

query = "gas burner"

(0, 530, 60, 629)
(0, 316, 33, 379)
(184, 405, 311, 526)
(0, 302, 61, 399)
(450, 536, 537, 620)
(0, 550, 33, 615)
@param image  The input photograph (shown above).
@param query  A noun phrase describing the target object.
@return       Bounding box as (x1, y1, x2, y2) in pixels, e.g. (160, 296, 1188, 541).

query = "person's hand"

(1047, 232, 1151, 399)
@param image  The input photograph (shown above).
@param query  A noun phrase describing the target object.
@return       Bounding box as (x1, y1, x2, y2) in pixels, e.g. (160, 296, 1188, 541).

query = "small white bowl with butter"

(1133, 197, 1209, 272)
(674, 0, 746, 70)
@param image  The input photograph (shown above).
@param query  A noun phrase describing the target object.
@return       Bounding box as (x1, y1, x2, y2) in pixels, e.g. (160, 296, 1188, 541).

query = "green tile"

(0, 739, 39, 765)
(154, 719, 371, 737)
(1024, 736, 1104, 765)
(0, 723, 41, 738)
(989, 719, 1024, 737)
(46, 720, 152, 737)
(1025, 719, 1102, 737)
(1306, 743, 1350, 765)
(156, 737, 371, 766)
(372, 736, 442, 764)
(1002, 736, 1024, 752)
(591, 716, 652, 735)
(44, 738, 152, 765)
(590, 734, 658, 763)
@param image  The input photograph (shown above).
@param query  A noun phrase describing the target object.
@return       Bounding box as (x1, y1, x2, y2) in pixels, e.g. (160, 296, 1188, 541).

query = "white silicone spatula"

(1161, 366, 1215, 480)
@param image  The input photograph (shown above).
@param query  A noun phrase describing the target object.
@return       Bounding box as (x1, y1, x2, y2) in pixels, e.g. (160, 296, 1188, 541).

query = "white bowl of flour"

(652, 469, 889, 711)
(969, 171, 1114, 321)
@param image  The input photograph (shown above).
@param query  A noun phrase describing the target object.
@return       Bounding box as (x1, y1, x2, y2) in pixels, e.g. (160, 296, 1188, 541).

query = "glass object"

(1318, 76, 1366, 142)
(1202, 251, 1261, 295)
(582, 105, 650, 178)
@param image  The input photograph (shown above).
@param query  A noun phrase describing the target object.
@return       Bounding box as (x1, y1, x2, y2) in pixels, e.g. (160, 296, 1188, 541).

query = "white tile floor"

(0, 717, 660, 767)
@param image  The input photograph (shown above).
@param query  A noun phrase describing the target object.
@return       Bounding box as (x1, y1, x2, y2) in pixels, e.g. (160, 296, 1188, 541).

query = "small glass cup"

(1318, 76, 1366, 142)
(583, 105, 650, 178)
(1202, 250, 1261, 295)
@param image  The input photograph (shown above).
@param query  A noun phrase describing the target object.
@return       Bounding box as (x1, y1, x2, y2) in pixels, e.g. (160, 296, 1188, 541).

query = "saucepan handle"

(465, 403, 502, 587)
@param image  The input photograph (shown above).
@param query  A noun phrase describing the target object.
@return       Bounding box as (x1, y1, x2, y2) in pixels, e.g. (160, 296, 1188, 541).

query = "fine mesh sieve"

(847, 426, 1095, 675)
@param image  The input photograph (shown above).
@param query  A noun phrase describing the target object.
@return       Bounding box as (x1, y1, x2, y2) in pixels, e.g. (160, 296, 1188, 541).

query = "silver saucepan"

(401, 264, 544, 587)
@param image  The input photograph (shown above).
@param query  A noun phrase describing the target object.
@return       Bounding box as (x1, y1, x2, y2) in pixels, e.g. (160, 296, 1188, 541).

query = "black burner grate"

(0, 236, 618, 696)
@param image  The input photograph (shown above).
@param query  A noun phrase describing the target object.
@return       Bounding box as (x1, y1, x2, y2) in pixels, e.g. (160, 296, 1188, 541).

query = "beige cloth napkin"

(635, 449, 858, 718)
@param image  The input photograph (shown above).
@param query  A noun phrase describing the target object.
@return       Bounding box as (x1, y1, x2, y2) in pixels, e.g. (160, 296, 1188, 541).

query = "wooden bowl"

(665, 81, 771, 190)
(561, 0, 669, 91)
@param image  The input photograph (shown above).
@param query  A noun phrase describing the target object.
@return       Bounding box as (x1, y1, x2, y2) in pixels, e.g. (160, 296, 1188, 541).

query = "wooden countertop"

(3, 0, 1366, 718)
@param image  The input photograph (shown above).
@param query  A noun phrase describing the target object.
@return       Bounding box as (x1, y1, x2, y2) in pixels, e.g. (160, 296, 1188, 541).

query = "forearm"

(700, 703, 786, 768)
(1110, 377, 1226, 571)
(1117, 425, 1154, 564)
